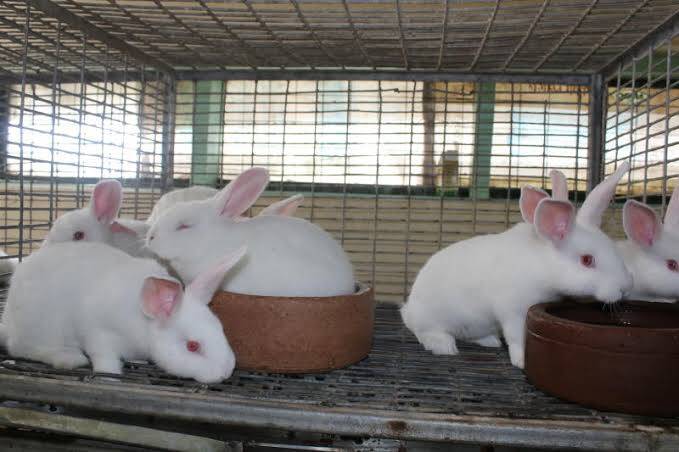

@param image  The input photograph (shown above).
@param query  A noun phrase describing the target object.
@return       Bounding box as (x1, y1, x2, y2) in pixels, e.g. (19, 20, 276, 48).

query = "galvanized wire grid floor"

(0, 294, 678, 448)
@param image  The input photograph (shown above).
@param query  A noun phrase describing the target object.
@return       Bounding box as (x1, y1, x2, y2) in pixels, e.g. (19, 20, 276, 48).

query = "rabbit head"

(521, 163, 633, 303)
(621, 185, 679, 299)
(141, 246, 246, 383)
(44, 180, 123, 245)
(147, 167, 269, 262)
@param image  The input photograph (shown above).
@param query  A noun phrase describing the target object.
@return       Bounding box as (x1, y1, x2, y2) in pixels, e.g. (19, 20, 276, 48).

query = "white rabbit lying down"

(616, 186, 679, 302)
(402, 162, 633, 368)
(0, 242, 245, 383)
(147, 167, 355, 297)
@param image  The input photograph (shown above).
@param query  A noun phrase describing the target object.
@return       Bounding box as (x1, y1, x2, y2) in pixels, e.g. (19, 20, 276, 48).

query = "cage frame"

(0, 0, 679, 449)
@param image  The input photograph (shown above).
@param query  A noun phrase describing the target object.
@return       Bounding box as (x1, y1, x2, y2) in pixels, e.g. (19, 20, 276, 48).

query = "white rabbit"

(146, 167, 354, 297)
(401, 163, 633, 368)
(0, 242, 245, 383)
(147, 186, 218, 225)
(148, 185, 303, 225)
(43, 180, 151, 258)
(616, 186, 679, 302)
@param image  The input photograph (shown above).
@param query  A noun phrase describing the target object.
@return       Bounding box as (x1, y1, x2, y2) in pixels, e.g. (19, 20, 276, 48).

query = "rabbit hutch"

(0, 0, 678, 450)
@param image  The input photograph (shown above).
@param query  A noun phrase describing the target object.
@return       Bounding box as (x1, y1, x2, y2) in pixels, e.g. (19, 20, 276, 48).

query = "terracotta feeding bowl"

(209, 284, 374, 373)
(525, 300, 679, 417)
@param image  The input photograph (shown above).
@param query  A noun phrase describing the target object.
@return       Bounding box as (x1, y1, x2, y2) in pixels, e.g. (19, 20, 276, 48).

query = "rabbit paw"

(418, 331, 458, 355)
(50, 349, 89, 369)
(508, 345, 525, 369)
(473, 335, 502, 348)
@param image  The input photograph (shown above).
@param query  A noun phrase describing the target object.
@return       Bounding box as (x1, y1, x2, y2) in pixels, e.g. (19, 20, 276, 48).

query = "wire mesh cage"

(0, 0, 678, 449)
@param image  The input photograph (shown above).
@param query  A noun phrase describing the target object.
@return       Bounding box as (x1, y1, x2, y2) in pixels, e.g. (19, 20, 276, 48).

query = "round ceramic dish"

(525, 300, 679, 416)
(209, 284, 374, 373)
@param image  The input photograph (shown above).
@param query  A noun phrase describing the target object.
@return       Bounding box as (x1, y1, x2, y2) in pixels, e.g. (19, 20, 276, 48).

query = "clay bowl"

(209, 284, 374, 373)
(525, 300, 679, 417)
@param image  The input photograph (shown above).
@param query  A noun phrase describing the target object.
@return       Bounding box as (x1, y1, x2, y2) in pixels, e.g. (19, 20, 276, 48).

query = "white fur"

(0, 242, 242, 383)
(43, 180, 151, 258)
(147, 168, 354, 297)
(147, 186, 218, 225)
(618, 186, 679, 302)
(401, 164, 633, 368)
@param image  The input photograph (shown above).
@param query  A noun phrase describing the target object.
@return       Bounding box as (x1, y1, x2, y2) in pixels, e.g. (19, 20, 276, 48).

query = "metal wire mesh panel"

(0, 1, 172, 279)
(174, 79, 589, 302)
(603, 33, 679, 237)
(44, 0, 679, 75)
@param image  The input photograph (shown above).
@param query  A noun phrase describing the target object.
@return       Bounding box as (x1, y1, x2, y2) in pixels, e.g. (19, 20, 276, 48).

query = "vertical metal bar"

(48, 20, 61, 228)
(661, 36, 673, 215)
(626, 59, 637, 196)
(134, 65, 146, 219)
(281, 80, 290, 195)
(310, 80, 320, 223)
(422, 81, 435, 186)
(17, 2, 31, 259)
(99, 44, 109, 180)
(340, 80, 351, 246)
(505, 82, 515, 228)
(587, 73, 604, 191)
(161, 73, 176, 193)
(642, 46, 652, 203)
(372, 81, 383, 291)
(403, 80, 416, 301)
(574, 87, 583, 203)
(437, 82, 449, 250)
(541, 100, 547, 188)
(75, 34, 87, 209)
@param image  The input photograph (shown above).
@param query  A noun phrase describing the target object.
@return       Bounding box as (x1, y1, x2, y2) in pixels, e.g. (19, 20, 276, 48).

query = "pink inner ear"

(535, 199, 574, 244)
(110, 221, 137, 235)
(92, 181, 122, 224)
(141, 277, 182, 321)
(624, 201, 659, 248)
(220, 168, 269, 218)
(520, 186, 549, 224)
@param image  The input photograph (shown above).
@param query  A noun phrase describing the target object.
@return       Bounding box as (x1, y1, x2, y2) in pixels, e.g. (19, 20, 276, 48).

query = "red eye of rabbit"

(580, 254, 595, 268)
(176, 223, 191, 231)
(667, 259, 679, 272)
(72, 231, 85, 241)
(186, 340, 200, 353)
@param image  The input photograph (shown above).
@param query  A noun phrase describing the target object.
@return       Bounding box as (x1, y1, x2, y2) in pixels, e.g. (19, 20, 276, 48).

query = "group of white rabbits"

(0, 167, 355, 383)
(0, 162, 676, 383)
(402, 161, 679, 369)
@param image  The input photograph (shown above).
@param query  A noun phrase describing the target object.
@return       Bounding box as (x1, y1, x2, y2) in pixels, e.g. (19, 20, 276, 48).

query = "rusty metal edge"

(0, 373, 676, 451)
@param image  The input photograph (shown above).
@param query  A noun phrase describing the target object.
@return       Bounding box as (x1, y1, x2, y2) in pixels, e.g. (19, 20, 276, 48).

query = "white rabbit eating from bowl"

(401, 162, 633, 368)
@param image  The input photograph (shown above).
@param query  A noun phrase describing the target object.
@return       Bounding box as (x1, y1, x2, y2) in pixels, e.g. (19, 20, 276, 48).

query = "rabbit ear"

(110, 221, 137, 235)
(187, 246, 247, 304)
(214, 168, 269, 219)
(520, 185, 549, 224)
(577, 161, 629, 228)
(90, 180, 122, 225)
(623, 200, 661, 248)
(259, 194, 303, 216)
(663, 185, 679, 233)
(141, 277, 182, 321)
(534, 199, 575, 246)
(550, 170, 568, 201)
